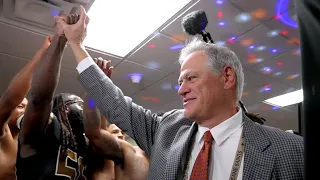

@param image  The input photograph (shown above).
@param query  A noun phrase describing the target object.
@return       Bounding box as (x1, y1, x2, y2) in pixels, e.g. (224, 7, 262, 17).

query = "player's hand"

(41, 35, 53, 50)
(54, 13, 80, 37)
(54, 6, 89, 46)
(94, 57, 113, 78)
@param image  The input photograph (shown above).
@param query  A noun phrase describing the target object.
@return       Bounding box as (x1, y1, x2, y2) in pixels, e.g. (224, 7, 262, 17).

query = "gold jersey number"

(55, 146, 86, 180)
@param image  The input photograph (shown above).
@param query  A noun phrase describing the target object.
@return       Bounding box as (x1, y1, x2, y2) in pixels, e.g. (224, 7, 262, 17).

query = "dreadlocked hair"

(52, 93, 78, 159)
(245, 112, 266, 125)
(239, 101, 266, 125)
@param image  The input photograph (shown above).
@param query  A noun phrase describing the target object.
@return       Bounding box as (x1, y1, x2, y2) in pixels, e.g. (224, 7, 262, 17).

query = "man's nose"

(177, 83, 190, 96)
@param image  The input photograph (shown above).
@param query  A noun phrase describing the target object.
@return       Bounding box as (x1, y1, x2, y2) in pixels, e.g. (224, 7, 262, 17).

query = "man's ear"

(222, 66, 236, 90)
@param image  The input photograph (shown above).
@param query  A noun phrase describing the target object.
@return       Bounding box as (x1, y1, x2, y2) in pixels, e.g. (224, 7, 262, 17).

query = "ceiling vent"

(1, 0, 95, 32)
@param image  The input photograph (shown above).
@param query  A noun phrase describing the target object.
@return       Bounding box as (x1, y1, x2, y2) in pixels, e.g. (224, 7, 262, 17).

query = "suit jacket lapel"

(165, 122, 197, 180)
(242, 114, 275, 180)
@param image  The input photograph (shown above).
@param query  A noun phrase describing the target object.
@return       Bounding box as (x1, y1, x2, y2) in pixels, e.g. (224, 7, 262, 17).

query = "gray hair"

(179, 38, 244, 101)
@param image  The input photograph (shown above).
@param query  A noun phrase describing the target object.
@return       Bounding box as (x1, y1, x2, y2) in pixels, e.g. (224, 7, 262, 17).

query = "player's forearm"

(90, 131, 124, 165)
(83, 109, 124, 164)
(83, 94, 108, 138)
(29, 36, 67, 105)
(0, 48, 46, 133)
(83, 96, 124, 164)
(83, 105, 102, 137)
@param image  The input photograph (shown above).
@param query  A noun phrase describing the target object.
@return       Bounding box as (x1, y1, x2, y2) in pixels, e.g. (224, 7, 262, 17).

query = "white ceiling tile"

(0, 22, 45, 60)
(111, 60, 169, 96)
(250, 49, 302, 88)
(131, 73, 181, 110)
(127, 34, 181, 73)
(235, 25, 298, 66)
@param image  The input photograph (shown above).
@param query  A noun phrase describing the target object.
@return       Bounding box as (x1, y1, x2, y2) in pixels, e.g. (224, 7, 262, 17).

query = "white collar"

(196, 108, 243, 146)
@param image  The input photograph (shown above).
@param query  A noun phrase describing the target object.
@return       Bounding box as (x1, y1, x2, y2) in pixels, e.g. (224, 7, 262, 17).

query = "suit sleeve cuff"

(76, 56, 96, 74)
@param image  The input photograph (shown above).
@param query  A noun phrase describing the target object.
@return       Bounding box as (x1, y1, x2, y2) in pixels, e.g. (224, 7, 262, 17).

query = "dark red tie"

(190, 131, 213, 180)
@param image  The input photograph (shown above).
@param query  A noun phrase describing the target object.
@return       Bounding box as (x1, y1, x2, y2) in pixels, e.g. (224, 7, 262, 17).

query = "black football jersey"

(16, 114, 87, 180)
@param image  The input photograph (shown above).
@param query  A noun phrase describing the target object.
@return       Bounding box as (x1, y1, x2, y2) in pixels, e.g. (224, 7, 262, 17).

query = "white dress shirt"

(76, 56, 96, 74)
(76, 57, 245, 180)
(186, 108, 244, 180)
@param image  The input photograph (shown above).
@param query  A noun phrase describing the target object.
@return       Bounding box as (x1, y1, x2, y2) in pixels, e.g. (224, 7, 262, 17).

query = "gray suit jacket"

(78, 65, 304, 180)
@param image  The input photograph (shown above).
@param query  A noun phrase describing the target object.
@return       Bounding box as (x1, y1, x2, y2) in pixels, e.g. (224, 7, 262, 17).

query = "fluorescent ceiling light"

(84, 0, 192, 57)
(263, 89, 303, 107)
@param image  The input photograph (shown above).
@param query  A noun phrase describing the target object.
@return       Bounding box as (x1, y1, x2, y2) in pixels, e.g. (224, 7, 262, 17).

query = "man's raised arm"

(58, 7, 161, 156)
(83, 94, 124, 165)
(0, 36, 51, 137)
(20, 15, 78, 145)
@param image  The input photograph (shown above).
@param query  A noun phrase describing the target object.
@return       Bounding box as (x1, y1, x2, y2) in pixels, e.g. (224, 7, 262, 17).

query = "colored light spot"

(293, 48, 301, 55)
(276, 61, 284, 66)
(256, 46, 266, 51)
(216, 0, 223, 5)
(148, 44, 156, 48)
(235, 13, 251, 23)
(216, 41, 225, 46)
(262, 67, 272, 74)
(274, 72, 282, 76)
(249, 54, 255, 59)
(174, 85, 180, 90)
(161, 83, 172, 90)
(251, 8, 267, 19)
(141, 96, 160, 102)
(241, 38, 253, 46)
(281, 30, 288, 35)
(126, 73, 143, 83)
(218, 21, 225, 26)
(256, 58, 264, 62)
(146, 61, 160, 69)
(171, 34, 186, 41)
(274, 14, 281, 19)
(287, 74, 299, 80)
(217, 12, 223, 18)
(169, 43, 184, 50)
(272, 49, 278, 53)
(249, 45, 255, 49)
(287, 38, 300, 44)
(261, 85, 272, 92)
(267, 30, 279, 37)
(248, 58, 256, 63)
(88, 98, 95, 108)
(50, 9, 60, 16)
(242, 92, 249, 96)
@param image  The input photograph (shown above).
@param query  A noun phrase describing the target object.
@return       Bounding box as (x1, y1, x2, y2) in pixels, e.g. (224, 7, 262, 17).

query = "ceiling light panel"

(84, 0, 192, 57)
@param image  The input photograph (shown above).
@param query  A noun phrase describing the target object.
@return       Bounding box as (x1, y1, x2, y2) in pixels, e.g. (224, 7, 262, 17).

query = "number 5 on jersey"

(55, 146, 86, 180)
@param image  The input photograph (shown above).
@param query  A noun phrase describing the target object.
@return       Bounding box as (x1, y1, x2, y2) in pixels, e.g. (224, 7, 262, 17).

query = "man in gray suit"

(55, 8, 304, 180)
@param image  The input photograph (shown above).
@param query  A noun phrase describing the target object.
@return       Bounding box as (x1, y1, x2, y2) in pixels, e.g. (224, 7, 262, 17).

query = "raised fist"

(54, 6, 89, 46)
(54, 14, 80, 37)
(41, 35, 53, 50)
